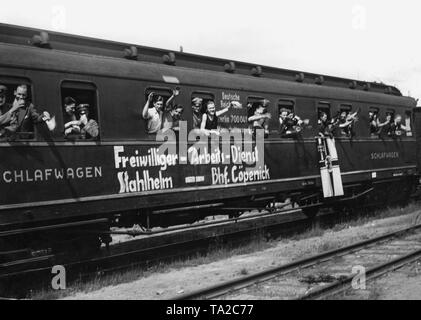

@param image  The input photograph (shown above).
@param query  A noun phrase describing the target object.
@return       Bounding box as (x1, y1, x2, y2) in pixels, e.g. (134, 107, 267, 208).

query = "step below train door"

(316, 137, 344, 198)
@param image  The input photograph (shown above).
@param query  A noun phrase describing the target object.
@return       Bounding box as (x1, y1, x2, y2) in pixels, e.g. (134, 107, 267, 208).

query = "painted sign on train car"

(0, 130, 411, 210)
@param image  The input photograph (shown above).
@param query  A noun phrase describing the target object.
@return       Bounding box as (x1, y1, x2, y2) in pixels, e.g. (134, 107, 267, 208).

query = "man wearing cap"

(77, 104, 99, 139)
(192, 97, 203, 129)
(3, 84, 51, 137)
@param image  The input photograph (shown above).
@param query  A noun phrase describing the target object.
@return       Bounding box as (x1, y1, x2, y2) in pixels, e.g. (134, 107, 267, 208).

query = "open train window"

(404, 110, 413, 137)
(0, 77, 35, 141)
(386, 109, 395, 119)
(318, 102, 331, 120)
(369, 107, 380, 136)
(246, 96, 270, 135)
(61, 81, 99, 141)
(339, 104, 352, 115)
(0, 77, 33, 110)
(191, 91, 214, 129)
(278, 100, 294, 114)
(247, 96, 269, 118)
(143, 87, 174, 135)
(336, 104, 354, 138)
(317, 102, 331, 136)
(144, 87, 173, 107)
(277, 100, 296, 137)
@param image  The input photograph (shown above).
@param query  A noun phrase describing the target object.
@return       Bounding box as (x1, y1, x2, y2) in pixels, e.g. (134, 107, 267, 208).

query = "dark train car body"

(0, 24, 418, 237)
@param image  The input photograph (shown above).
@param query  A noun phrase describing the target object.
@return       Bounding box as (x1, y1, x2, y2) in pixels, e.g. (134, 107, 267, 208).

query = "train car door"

(317, 137, 344, 198)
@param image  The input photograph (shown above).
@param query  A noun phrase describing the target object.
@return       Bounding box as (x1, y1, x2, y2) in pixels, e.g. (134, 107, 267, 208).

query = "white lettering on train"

(370, 152, 399, 160)
(117, 170, 173, 193)
(114, 146, 178, 171)
(1, 167, 102, 184)
(211, 165, 271, 185)
(114, 146, 175, 193)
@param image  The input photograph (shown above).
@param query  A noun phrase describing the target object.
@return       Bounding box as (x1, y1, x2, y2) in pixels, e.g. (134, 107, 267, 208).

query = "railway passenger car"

(0, 24, 418, 252)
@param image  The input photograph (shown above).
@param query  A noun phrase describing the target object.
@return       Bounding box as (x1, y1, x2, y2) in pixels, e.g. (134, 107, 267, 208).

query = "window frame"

(0, 76, 36, 141)
(318, 101, 331, 120)
(60, 79, 100, 141)
(144, 86, 174, 105)
(404, 109, 413, 137)
(246, 95, 268, 119)
(278, 99, 295, 115)
(274, 99, 297, 138)
(191, 90, 215, 115)
(336, 104, 353, 139)
(369, 106, 380, 138)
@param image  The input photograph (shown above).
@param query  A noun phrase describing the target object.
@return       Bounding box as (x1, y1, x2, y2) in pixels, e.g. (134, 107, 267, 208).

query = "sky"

(1, 0, 420, 101)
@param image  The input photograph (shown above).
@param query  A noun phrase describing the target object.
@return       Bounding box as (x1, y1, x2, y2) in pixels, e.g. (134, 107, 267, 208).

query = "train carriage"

(0, 24, 418, 252)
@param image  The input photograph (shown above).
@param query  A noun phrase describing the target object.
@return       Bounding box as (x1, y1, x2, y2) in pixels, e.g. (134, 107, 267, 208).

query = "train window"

(0, 77, 36, 141)
(404, 110, 413, 136)
(247, 96, 270, 137)
(248, 96, 269, 123)
(369, 107, 380, 136)
(278, 100, 294, 114)
(336, 104, 355, 138)
(339, 104, 352, 114)
(145, 87, 173, 105)
(247, 96, 268, 118)
(376, 109, 395, 138)
(318, 102, 331, 120)
(277, 100, 296, 137)
(143, 87, 174, 135)
(61, 81, 99, 141)
(191, 91, 215, 129)
(0, 77, 33, 109)
(317, 102, 331, 136)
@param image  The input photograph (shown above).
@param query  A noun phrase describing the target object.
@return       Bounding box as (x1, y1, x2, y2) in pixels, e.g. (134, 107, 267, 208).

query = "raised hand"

(42, 111, 51, 121)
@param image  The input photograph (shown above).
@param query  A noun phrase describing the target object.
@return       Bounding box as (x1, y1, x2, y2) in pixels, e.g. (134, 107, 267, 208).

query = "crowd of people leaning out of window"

(142, 87, 412, 139)
(142, 89, 309, 138)
(0, 83, 411, 141)
(318, 108, 412, 138)
(0, 83, 99, 141)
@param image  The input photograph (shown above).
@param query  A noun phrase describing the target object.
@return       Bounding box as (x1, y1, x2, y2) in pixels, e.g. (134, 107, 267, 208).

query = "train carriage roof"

(0, 23, 407, 99)
(0, 40, 415, 109)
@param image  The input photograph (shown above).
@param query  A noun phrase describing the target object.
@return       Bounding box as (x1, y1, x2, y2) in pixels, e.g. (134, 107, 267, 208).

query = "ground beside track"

(51, 205, 421, 300)
(331, 261, 421, 300)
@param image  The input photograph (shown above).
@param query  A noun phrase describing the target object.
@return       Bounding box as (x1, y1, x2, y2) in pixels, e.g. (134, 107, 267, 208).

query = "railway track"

(0, 207, 310, 297)
(0, 204, 417, 299)
(174, 223, 421, 300)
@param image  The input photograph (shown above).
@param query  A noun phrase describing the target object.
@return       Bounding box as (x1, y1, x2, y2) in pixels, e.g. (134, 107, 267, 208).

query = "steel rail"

(174, 223, 421, 300)
(298, 248, 421, 300)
